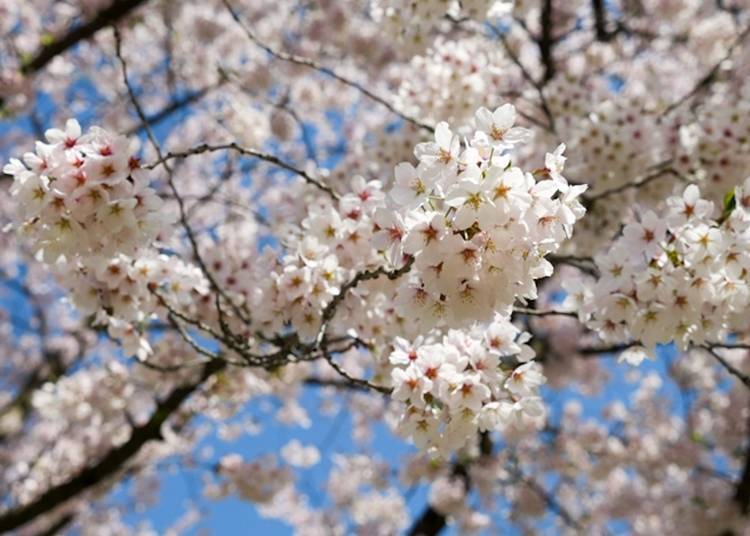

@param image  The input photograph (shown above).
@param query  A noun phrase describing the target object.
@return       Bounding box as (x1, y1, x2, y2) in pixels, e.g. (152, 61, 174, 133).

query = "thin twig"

(321, 353, 391, 395)
(661, 24, 750, 117)
(584, 162, 678, 205)
(114, 33, 254, 367)
(114, 28, 252, 328)
(514, 307, 578, 318)
(221, 0, 434, 133)
(702, 346, 750, 390)
(488, 23, 557, 134)
(146, 142, 337, 200)
(577, 342, 637, 356)
(521, 475, 584, 531)
(548, 254, 599, 277)
(313, 258, 414, 394)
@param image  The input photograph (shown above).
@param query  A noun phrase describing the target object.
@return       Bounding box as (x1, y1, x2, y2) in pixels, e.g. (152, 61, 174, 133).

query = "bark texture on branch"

(407, 434, 493, 536)
(0, 359, 224, 533)
(21, 0, 149, 75)
(0, 0, 149, 110)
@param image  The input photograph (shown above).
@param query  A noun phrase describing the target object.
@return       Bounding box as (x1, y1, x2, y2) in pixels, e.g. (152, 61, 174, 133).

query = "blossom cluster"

(2, 120, 210, 359)
(4, 119, 169, 263)
(671, 91, 750, 203)
(579, 180, 750, 351)
(380, 104, 586, 329)
(6, 0, 750, 534)
(327, 454, 409, 534)
(249, 178, 386, 341)
(396, 37, 516, 127)
(370, 0, 506, 55)
(9, 362, 136, 505)
(211, 454, 293, 504)
(7, 355, 187, 507)
(389, 314, 545, 455)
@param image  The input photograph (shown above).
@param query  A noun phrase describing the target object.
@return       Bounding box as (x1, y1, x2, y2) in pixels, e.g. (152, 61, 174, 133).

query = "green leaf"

(40, 32, 55, 47)
(718, 189, 737, 225)
(723, 190, 736, 214)
(666, 249, 680, 267)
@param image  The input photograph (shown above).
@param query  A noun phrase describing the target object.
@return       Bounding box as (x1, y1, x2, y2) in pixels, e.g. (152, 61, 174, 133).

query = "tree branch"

(513, 306, 577, 318)
(408, 433, 494, 535)
(303, 377, 373, 391)
(734, 413, 750, 515)
(0, 350, 71, 442)
(146, 142, 338, 200)
(661, 24, 750, 117)
(220, 0, 434, 133)
(0, 0, 149, 111)
(702, 346, 750, 390)
(487, 23, 557, 133)
(539, 0, 556, 83)
(0, 360, 225, 533)
(125, 82, 222, 136)
(21, 0, 149, 75)
(519, 473, 583, 531)
(591, 0, 612, 41)
(583, 161, 679, 206)
(408, 507, 448, 536)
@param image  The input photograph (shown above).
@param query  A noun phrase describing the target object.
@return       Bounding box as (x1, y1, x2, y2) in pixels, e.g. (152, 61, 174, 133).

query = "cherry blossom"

(2, 1, 750, 534)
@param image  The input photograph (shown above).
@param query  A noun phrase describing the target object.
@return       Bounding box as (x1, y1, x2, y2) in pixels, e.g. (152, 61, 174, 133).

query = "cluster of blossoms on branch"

(254, 178, 386, 341)
(390, 314, 543, 454)
(371, 0, 508, 54)
(2, 120, 210, 359)
(577, 180, 750, 353)
(671, 89, 750, 202)
(370, 104, 584, 454)
(210, 454, 293, 503)
(3, 119, 169, 262)
(533, 80, 750, 255)
(382, 104, 587, 329)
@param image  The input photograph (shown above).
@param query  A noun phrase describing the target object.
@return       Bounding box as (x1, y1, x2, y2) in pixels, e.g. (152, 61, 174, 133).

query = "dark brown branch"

(0, 360, 225, 533)
(734, 413, 750, 515)
(702, 346, 750, 390)
(514, 306, 578, 318)
(548, 254, 599, 277)
(591, 0, 612, 41)
(303, 377, 372, 391)
(20, 0, 149, 75)
(0, 0, 149, 109)
(0, 350, 70, 442)
(408, 507, 447, 536)
(146, 142, 338, 200)
(578, 342, 636, 356)
(315, 258, 414, 394)
(125, 82, 221, 136)
(408, 434, 494, 535)
(539, 0, 556, 83)
(583, 162, 679, 206)
(487, 23, 557, 133)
